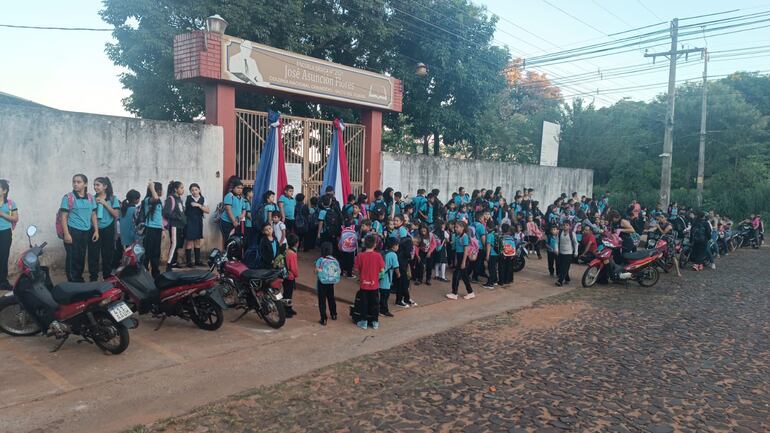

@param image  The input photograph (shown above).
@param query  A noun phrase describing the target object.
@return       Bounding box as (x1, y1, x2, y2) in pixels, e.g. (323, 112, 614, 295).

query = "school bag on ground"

(468, 236, 480, 261)
(324, 207, 342, 237)
(317, 256, 341, 284)
(56, 193, 94, 239)
(349, 290, 365, 323)
(338, 225, 359, 253)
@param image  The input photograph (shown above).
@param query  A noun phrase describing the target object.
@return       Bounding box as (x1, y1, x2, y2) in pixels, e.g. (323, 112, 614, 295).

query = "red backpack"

(56, 193, 94, 239)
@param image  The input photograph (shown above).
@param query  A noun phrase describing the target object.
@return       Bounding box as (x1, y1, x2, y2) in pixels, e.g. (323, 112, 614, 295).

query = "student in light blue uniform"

(142, 181, 164, 278)
(278, 184, 296, 232)
(92, 177, 121, 280)
(220, 179, 244, 238)
(60, 174, 99, 283)
(119, 189, 141, 248)
(0, 179, 18, 289)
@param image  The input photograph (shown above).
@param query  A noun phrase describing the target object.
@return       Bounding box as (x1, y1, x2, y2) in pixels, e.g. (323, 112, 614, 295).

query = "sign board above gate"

(220, 35, 401, 112)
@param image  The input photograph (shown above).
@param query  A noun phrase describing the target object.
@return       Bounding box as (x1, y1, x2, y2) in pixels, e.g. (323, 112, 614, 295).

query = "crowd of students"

(0, 173, 764, 333)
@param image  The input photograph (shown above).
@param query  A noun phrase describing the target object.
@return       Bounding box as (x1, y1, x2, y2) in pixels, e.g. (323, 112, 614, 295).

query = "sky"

(1, 0, 769, 117)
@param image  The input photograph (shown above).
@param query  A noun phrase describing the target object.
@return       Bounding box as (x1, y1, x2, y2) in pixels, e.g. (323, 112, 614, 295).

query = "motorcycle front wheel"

(637, 267, 660, 287)
(0, 298, 41, 336)
(90, 311, 130, 355)
(512, 255, 526, 273)
(581, 266, 600, 287)
(190, 296, 224, 331)
(258, 295, 286, 329)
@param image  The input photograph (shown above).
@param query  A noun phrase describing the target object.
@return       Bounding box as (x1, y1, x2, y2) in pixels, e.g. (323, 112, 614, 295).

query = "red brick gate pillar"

(204, 83, 236, 190)
(361, 110, 382, 197)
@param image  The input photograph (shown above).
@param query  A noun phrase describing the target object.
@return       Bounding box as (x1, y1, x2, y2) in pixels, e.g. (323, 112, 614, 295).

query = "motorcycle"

(581, 231, 663, 288)
(512, 244, 527, 273)
(730, 223, 760, 250)
(209, 236, 286, 329)
(0, 226, 135, 354)
(107, 242, 226, 331)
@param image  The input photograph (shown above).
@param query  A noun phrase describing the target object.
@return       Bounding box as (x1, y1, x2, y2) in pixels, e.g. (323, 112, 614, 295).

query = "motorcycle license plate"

(273, 292, 283, 301)
(108, 301, 133, 323)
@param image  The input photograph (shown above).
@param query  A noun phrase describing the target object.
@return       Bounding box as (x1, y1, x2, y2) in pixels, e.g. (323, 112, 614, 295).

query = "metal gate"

(235, 109, 365, 197)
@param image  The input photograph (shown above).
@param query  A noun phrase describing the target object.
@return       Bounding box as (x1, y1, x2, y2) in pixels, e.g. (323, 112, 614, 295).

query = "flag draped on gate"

(321, 118, 352, 204)
(252, 110, 287, 213)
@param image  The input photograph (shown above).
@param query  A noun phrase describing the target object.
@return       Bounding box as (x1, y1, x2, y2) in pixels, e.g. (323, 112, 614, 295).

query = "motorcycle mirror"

(26, 225, 37, 238)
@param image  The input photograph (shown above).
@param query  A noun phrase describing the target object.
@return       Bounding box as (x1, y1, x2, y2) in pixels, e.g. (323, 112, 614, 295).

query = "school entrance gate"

(172, 18, 403, 195)
(234, 109, 366, 196)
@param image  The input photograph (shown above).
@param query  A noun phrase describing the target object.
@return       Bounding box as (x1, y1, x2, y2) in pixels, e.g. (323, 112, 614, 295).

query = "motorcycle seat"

(155, 271, 212, 290)
(51, 282, 113, 304)
(242, 269, 282, 281)
(622, 250, 656, 260)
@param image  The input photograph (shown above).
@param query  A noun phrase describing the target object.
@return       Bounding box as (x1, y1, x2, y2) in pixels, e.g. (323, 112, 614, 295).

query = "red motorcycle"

(209, 236, 286, 329)
(0, 226, 135, 354)
(107, 242, 226, 331)
(581, 231, 662, 288)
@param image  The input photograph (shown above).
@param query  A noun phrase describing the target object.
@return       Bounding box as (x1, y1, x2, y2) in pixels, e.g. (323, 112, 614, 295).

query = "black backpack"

(294, 203, 309, 234)
(324, 207, 342, 237)
(372, 200, 387, 218)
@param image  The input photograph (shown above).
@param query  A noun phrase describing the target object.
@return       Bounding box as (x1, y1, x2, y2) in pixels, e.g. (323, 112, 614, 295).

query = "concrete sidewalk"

(0, 254, 578, 433)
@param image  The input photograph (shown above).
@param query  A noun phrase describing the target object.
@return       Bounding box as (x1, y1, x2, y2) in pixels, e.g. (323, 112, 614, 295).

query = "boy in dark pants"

(353, 235, 384, 329)
(546, 225, 559, 277)
(483, 220, 499, 289)
(556, 221, 578, 286)
(379, 238, 400, 317)
(314, 242, 338, 325)
(395, 236, 416, 307)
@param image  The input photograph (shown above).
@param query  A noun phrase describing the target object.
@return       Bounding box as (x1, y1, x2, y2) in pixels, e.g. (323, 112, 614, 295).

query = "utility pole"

(644, 18, 702, 210)
(696, 49, 708, 208)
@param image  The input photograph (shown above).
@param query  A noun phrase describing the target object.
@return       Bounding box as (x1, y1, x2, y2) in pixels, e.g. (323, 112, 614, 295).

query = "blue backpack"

(317, 257, 341, 285)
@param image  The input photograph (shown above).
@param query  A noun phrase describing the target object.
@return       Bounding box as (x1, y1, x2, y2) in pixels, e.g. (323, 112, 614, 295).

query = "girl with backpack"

(337, 214, 358, 278)
(482, 220, 500, 289)
(142, 181, 164, 278)
(184, 183, 209, 267)
(220, 179, 244, 239)
(0, 179, 18, 290)
(59, 174, 99, 283)
(164, 181, 187, 271)
(417, 224, 436, 285)
(92, 177, 121, 280)
(119, 189, 141, 249)
(446, 221, 474, 300)
(314, 242, 339, 325)
(433, 220, 449, 282)
(498, 223, 516, 286)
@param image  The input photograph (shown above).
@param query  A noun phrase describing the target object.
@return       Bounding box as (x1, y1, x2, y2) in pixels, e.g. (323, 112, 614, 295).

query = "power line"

(0, 23, 113, 31)
(540, 0, 607, 35)
(591, 0, 634, 28)
(636, 0, 663, 21)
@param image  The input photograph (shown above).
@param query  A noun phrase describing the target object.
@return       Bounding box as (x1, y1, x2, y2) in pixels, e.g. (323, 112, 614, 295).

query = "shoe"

(549, 273, 555, 277)
(440, 277, 449, 282)
(407, 300, 418, 307)
(194, 262, 205, 267)
(494, 283, 500, 286)
(445, 293, 458, 300)
(710, 263, 716, 270)
(382, 311, 394, 317)
(482, 284, 494, 289)
(463, 292, 476, 300)
(166, 264, 173, 273)
(186, 263, 195, 268)
(395, 301, 409, 308)
(372, 321, 380, 330)
(356, 320, 368, 329)
(286, 308, 297, 318)
(414, 281, 422, 286)
(425, 281, 431, 286)
(319, 318, 327, 326)
(556, 281, 563, 286)
(331, 314, 337, 321)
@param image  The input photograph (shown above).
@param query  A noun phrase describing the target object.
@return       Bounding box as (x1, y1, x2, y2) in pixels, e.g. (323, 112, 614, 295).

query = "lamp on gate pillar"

(205, 15, 228, 34)
(416, 62, 428, 77)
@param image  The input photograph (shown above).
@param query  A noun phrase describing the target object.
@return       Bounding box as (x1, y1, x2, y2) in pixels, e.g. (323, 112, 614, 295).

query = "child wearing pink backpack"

(337, 215, 358, 278)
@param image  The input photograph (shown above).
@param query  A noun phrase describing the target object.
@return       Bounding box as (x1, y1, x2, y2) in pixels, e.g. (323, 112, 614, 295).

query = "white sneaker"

(407, 300, 418, 307)
(463, 292, 476, 300)
(710, 263, 716, 270)
(445, 293, 458, 300)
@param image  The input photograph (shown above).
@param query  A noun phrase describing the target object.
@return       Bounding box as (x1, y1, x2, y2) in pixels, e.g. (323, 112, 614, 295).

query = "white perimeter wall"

(382, 152, 593, 204)
(0, 104, 224, 273)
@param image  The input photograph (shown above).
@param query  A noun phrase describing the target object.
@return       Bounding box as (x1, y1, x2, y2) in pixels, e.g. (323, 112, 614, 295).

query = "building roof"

(0, 91, 52, 109)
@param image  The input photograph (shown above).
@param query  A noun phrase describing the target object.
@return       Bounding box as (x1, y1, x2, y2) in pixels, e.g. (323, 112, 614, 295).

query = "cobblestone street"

(136, 249, 770, 433)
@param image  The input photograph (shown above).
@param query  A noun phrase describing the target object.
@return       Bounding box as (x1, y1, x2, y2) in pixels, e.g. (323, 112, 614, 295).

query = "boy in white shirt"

(271, 212, 287, 245)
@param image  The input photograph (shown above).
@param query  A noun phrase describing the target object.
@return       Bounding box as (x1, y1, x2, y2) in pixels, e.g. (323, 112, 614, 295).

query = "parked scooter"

(107, 242, 226, 330)
(581, 231, 663, 288)
(512, 244, 527, 273)
(0, 226, 135, 354)
(209, 236, 286, 329)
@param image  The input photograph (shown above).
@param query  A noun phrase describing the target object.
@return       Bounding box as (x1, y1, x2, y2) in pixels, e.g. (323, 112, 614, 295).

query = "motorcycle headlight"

(133, 244, 145, 257)
(23, 251, 38, 268)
